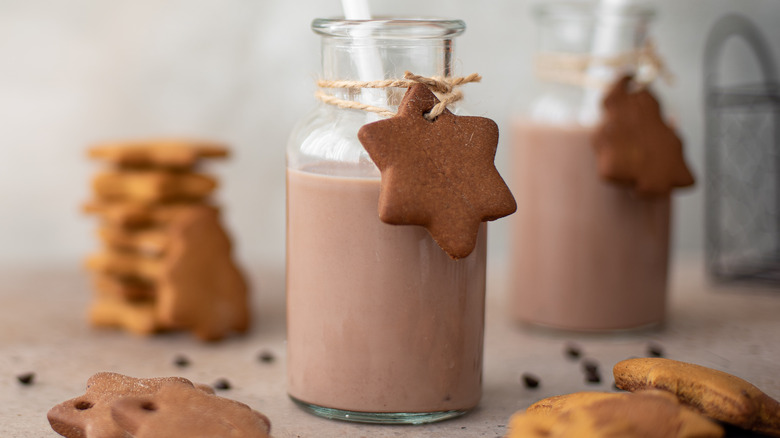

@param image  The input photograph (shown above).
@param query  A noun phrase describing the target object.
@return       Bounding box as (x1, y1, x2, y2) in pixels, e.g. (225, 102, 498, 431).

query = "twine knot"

(534, 39, 674, 89)
(315, 72, 482, 119)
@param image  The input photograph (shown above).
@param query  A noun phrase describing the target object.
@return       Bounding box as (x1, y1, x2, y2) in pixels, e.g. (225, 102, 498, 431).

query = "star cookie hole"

(74, 400, 93, 410)
(423, 111, 439, 123)
(141, 401, 157, 411)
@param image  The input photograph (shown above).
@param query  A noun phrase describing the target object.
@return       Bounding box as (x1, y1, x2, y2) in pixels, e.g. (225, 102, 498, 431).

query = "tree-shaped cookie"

(358, 84, 516, 259)
(592, 75, 695, 196)
(155, 206, 250, 341)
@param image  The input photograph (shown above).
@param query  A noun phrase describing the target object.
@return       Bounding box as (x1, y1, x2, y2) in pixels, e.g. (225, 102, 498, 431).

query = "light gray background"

(0, 0, 777, 270)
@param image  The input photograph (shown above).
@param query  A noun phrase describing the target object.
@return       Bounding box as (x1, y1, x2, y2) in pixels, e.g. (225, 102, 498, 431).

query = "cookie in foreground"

(614, 357, 780, 437)
(506, 390, 723, 438)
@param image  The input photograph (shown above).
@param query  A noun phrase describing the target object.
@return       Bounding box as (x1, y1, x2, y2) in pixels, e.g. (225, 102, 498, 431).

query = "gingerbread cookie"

(525, 391, 620, 418)
(83, 202, 218, 229)
(154, 206, 250, 341)
(92, 170, 217, 203)
(89, 295, 160, 335)
(93, 273, 155, 301)
(614, 358, 780, 437)
(47, 373, 202, 438)
(89, 139, 228, 169)
(508, 390, 723, 438)
(592, 75, 695, 197)
(85, 250, 162, 282)
(358, 83, 516, 259)
(110, 380, 271, 438)
(98, 226, 169, 255)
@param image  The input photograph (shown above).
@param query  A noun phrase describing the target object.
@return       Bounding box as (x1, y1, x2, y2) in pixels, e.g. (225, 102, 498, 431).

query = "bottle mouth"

(312, 18, 466, 39)
(533, 1, 655, 22)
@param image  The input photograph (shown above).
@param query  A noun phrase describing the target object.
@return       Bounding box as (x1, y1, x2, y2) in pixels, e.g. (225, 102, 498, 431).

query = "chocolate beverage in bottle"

(286, 19, 488, 424)
(287, 167, 486, 413)
(509, 122, 669, 330)
(508, 3, 689, 331)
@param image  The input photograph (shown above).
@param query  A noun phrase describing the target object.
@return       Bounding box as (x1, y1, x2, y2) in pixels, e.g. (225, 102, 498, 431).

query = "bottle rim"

(312, 18, 466, 39)
(533, 1, 656, 21)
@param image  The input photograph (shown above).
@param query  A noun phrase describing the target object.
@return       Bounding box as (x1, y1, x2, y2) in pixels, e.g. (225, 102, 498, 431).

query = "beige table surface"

(1, 256, 779, 437)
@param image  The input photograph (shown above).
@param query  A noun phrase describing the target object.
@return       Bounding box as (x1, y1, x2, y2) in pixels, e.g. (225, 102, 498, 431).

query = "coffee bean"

(173, 355, 191, 368)
(522, 373, 540, 389)
(258, 350, 275, 364)
(564, 342, 582, 360)
(647, 342, 664, 358)
(17, 373, 35, 385)
(213, 378, 232, 390)
(582, 359, 599, 374)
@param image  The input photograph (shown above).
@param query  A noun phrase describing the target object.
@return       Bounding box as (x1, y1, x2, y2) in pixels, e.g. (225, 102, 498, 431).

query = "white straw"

(579, 0, 632, 125)
(341, 0, 371, 20)
(340, 0, 386, 110)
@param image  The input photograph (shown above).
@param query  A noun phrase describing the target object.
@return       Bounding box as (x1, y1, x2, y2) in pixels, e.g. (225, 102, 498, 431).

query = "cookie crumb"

(17, 372, 35, 385)
(564, 342, 582, 360)
(173, 355, 191, 368)
(522, 373, 540, 389)
(213, 378, 232, 390)
(647, 342, 664, 357)
(258, 350, 275, 364)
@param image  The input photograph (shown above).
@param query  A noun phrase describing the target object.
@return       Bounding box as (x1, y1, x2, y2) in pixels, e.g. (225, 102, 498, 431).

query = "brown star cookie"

(358, 84, 516, 259)
(507, 390, 723, 438)
(47, 372, 204, 438)
(110, 381, 271, 438)
(614, 358, 780, 437)
(155, 206, 250, 341)
(592, 75, 695, 197)
(89, 139, 228, 170)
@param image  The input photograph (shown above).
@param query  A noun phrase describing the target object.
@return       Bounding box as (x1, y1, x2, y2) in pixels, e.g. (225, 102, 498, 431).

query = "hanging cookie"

(358, 83, 516, 260)
(592, 75, 695, 197)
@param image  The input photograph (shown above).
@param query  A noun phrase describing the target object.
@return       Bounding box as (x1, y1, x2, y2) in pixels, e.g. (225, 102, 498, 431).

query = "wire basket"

(704, 14, 780, 284)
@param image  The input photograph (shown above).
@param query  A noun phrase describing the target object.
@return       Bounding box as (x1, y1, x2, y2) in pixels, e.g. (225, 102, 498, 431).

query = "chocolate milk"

(286, 166, 486, 413)
(509, 122, 670, 331)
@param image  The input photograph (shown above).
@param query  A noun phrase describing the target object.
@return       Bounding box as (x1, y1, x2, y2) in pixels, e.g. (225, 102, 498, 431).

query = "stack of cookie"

(83, 140, 250, 341)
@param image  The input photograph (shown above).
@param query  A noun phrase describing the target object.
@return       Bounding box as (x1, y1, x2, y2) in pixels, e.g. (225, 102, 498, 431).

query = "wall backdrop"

(0, 0, 777, 270)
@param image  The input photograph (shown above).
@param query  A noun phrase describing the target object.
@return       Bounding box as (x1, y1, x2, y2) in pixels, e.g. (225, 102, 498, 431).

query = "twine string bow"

(315, 71, 482, 119)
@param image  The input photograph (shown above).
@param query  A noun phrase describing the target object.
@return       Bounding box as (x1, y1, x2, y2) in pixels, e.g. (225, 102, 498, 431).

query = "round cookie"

(508, 390, 723, 438)
(614, 358, 780, 437)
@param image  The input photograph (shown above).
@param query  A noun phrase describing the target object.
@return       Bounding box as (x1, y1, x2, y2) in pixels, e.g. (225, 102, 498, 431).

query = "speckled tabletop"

(2, 256, 779, 437)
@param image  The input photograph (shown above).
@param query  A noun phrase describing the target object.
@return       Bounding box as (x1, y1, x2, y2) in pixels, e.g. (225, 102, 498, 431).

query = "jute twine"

(315, 71, 482, 120)
(534, 40, 674, 89)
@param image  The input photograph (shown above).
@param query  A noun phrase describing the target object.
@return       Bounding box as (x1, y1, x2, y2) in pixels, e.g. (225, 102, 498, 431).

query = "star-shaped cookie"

(358, 84, 516, 259)
(592, 75, 695, 197)
(110, 380, 271, 438)
(47, 372, 198, 438)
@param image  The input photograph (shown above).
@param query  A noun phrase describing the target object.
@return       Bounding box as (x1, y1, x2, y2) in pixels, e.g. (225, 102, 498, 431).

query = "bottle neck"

(534, 3, 654, 85)
(320, 37, 457, 108)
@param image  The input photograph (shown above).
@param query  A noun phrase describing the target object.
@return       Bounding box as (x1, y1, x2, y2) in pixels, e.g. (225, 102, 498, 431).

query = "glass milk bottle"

(286, 19, 487, 424)
(508, 3, 671, 331)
